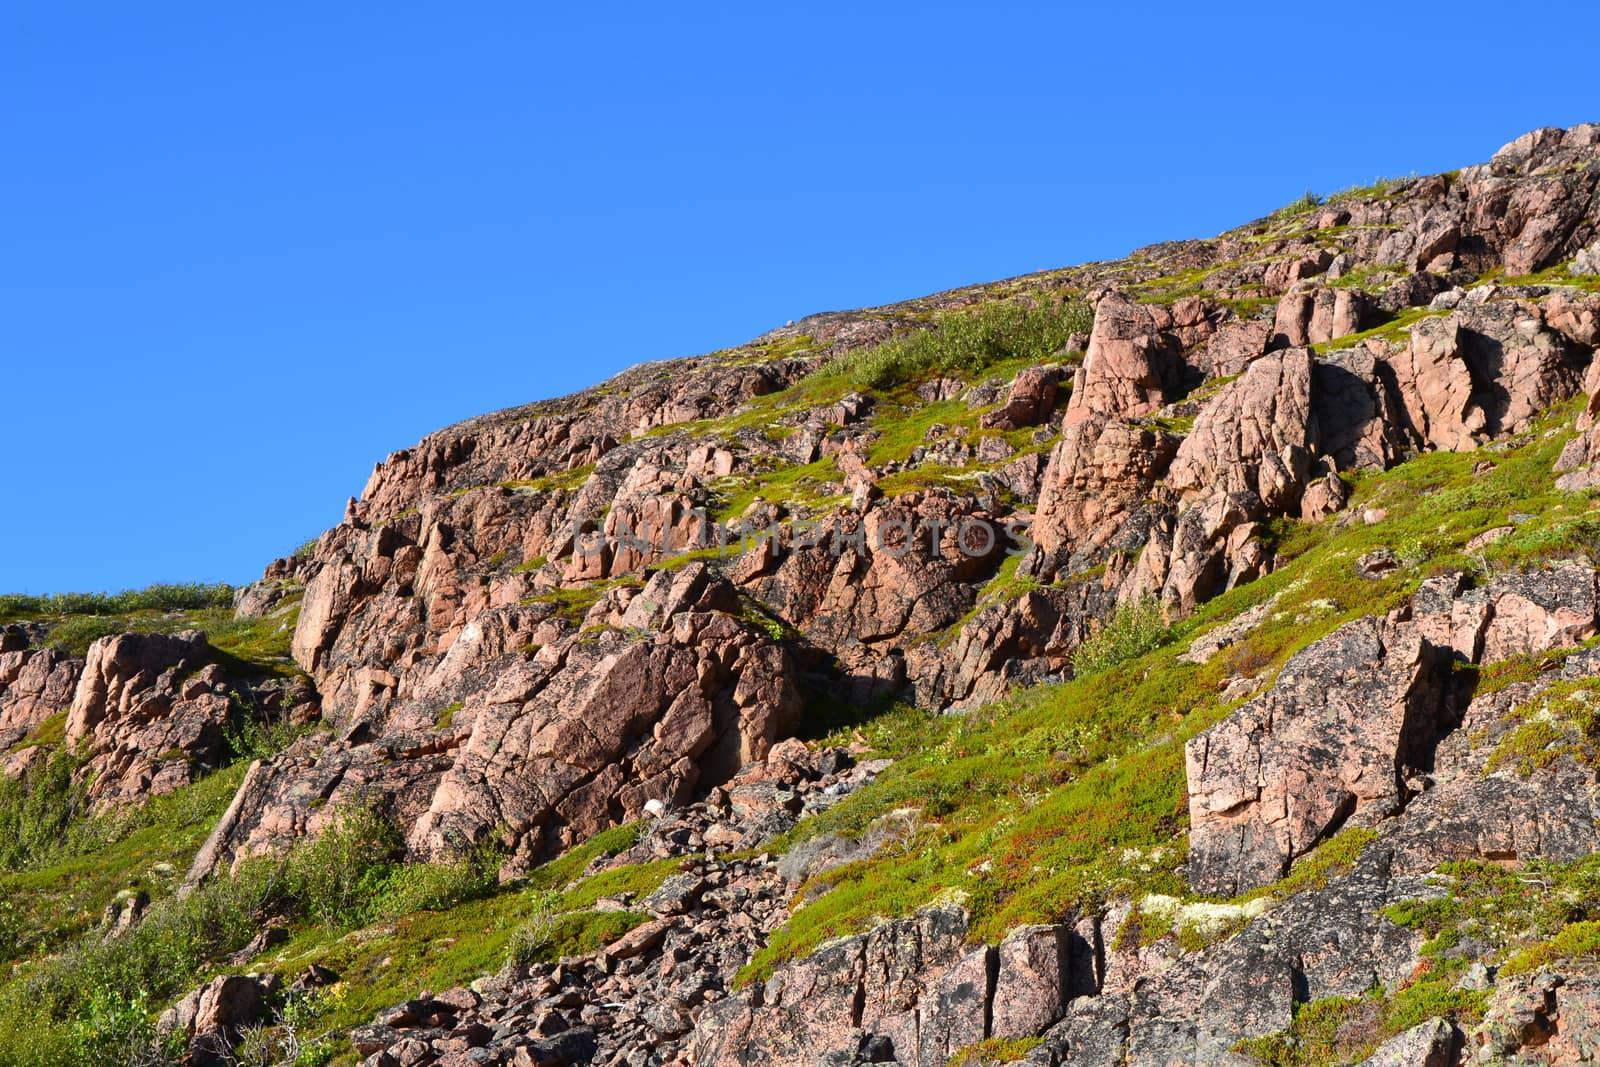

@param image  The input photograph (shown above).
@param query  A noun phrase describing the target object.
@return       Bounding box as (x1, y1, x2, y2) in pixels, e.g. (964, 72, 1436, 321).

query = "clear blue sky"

(4, 3, 1595, 593)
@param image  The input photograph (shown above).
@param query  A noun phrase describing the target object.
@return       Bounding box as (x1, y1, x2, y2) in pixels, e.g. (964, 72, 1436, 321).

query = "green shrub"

(223, 690, 309, 763)
(0, 860, 282, 1066)
(1071, 597, 1169, 677)
(0, 583, 233, 624)
(812, 297, 1092, 393)
(0, 749, 96, 872)
(373, 840, 501, 919)
(41, 616, 130, 656)
(1272, 189, 1324, 219)
(283, 803, 403, 928)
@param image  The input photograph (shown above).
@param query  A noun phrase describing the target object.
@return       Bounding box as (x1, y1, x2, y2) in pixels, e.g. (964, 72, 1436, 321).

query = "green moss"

(1383, 854, 1600, 977)
(1483, 676, 1600, 775)
(520, 583, 613, 625)
(864, 399, 978, 467)
(1235, 979, 1486, 1066)
(434, 702, 464, 731)
(1243, 828, 1377, 903)
(1502, 920, 1600, 975)
(12, 712, 66, 751)
(1308, 304, 1445, 356)
(524, 821, 646, 892)
(499, 463, 594, 494)
(948, 1036, 1044, 1065)
(874, 464, 983, 497)
(711, 455, 842, 521)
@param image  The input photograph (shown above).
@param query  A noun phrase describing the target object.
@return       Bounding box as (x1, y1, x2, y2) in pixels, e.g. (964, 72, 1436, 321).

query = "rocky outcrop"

(406, 604, 801, 866)
(1464, 126, 1600, 275)
(1185, 616, 1442, 896)
(1478, 972, 1600, 1065)
(1556, 358, 1600, 490)
(1064, 293, 1186, 426)
(64, 631, 253, 809)
(1389, 300, 1586, 450)
(1188, 563, 1600, 897)
(1272, 286, 1374, 349)
(0, 625, 78, 749)
(1029, 414, 1179, 565)
(692, 906, 1100, 1067)
(198, 566, 803, 875)
(100, 123, 1600, 1067)
(1167, 349, 1317, 511)
(981, 365, 1062, 430)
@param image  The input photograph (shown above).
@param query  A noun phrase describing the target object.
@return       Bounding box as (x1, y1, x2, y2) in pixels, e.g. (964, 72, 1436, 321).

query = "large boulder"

(981, 365, 1063, 430)
(1063, 293, 1186, 426)
(407, 607, 802, 867)
(1167, 349, 1317, 510)
(1387, 300, 1586, 451)
(1030, 414, 1180, 563)
(158, 973, 281, 1066)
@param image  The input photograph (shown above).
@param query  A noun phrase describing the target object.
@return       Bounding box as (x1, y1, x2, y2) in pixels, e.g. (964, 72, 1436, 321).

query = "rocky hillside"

(4, 125, 1600, 1067)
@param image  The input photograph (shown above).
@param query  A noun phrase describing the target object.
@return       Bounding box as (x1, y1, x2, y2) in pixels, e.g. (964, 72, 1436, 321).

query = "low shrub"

(812, 297, 1092, 393)
(1071, 597, 1169, 677)
(0, 583, 233, 624)
(0, 748, 97, 872)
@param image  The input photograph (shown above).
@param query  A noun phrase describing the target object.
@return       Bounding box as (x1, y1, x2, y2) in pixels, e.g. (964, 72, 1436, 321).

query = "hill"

(5, 124, 1600, 1066)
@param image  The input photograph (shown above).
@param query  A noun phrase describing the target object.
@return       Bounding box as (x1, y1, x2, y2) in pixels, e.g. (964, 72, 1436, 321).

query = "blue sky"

(4, 2, 1596, 593)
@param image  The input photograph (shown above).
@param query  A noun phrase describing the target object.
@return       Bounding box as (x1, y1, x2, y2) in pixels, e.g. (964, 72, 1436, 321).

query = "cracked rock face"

(0, 624, 78, 751)
(1185, 617, 1443, 897)
(1064, 292, 1188, 427)
(1187, 562, 1600, 898)
(406, 606, 802, 867)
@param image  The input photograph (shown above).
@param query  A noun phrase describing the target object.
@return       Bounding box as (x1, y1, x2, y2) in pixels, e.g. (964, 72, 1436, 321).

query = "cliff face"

(9, 125, 1600, 1066)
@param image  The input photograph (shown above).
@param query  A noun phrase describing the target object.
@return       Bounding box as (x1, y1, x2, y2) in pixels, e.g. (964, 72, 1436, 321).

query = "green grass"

(433, 702, 464, 731)
(1327, 176, 1413, 203)
(1307, 304, 1445, 356)
(252, 821, 671, 1053)
(519, 582, 617, 625)
(1271, 189, 1324, 220)
(950, 1036, 1044, 1065)
(1241, 828, 1377, 904)
(12, 594, 304, 677)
